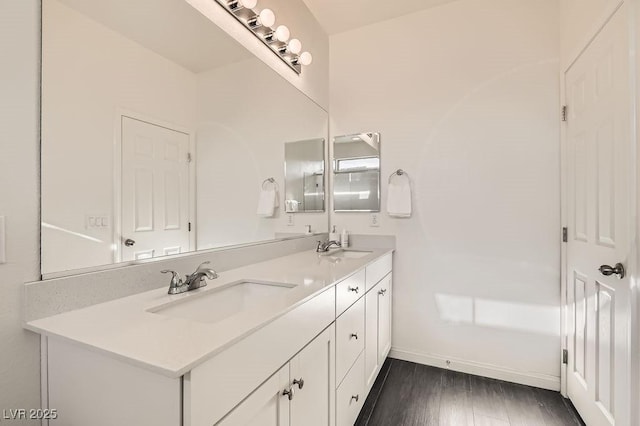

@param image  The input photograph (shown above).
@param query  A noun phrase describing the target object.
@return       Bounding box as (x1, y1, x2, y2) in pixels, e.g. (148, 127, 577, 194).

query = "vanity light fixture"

(216, 0, 312, 74)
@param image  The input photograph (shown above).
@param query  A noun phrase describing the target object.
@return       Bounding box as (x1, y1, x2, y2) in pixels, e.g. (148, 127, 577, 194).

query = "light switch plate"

(286, 214, 295, 226)
(370, 213, 380, 227)
(0, 216, 6, 264)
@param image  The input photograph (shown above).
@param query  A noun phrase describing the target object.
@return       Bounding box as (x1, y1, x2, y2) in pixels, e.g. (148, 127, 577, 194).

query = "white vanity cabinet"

(335, 253, 393, 426)
(218, 325, 335, 426)
(37, 250, 393, 426)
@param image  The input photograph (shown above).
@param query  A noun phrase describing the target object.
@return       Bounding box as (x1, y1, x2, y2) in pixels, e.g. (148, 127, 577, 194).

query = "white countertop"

(25, 248, 392, 378)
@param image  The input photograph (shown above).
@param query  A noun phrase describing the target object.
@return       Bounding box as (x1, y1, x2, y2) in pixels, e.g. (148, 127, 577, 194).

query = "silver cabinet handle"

(282, 388, 294, 400)
(293, 378, 304, 389)
(378, 288, 387, 296)
(350, 333, 358, 340)
(351, 394, 359, 403)
(599, 263, 625, 279)
(124, 238, 135, 247)
(348, 286, 359, 294)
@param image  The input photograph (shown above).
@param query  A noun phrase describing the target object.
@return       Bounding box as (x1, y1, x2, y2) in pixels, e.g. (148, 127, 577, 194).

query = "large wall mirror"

(41, 0, 329, 276)
(332, 132, 381, 212)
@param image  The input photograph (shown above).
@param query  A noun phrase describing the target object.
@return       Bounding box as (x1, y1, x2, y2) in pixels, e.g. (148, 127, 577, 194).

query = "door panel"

(378, 276, 392, 362)
(216, 366, 289, 426)
(365, 286, 379, 390)
(565, 5, 631, 425)
(121, 116, 190, 261)
(290, 326, 335, 426)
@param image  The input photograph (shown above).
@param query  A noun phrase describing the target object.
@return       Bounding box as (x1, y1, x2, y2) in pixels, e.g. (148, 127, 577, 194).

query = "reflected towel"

(257, 189, 278, 217)
(387, 182, 412, 218)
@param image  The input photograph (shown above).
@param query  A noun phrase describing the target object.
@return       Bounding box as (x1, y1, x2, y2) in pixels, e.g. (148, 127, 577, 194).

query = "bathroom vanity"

(26, 249, 393, 426)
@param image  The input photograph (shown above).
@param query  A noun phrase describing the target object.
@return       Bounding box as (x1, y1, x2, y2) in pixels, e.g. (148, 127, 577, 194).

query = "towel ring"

(388, 169, 410, 183)
(262, 177, 279, 191)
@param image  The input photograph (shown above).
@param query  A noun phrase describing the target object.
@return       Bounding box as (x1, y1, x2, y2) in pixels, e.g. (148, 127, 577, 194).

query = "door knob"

(282, 388, 294, 401)
(293, 378, 304, 389)
(599, 263, 625, 279)
(124, 238, 136, 247)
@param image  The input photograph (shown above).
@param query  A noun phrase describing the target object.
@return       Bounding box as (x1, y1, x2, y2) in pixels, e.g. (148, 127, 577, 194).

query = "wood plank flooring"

(356, 358, 585, 426)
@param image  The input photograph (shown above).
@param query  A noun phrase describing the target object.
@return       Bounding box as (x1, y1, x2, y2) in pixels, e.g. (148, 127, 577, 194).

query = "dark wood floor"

(356, 358, 585, 426)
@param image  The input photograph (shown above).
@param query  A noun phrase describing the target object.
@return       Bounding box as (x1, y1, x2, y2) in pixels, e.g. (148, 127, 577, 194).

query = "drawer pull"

(350, 333, 359, 340)
(378, 288, 387, 296)
(351, 394, 360, 403)
(282, 388, 294, 401)
(348, 286, 359, 294)
(293, 378, 305, 389)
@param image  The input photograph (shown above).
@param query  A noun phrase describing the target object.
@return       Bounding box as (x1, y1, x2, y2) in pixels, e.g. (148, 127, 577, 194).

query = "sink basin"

(321, 249, 372, 259)
(148, 280, 296, 324)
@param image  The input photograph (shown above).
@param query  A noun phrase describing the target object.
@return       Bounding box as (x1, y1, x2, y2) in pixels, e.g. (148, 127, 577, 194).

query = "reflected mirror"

(284, 139, 325, 213)
(332, 132, 381, 212)
(41, 0, 328, 276)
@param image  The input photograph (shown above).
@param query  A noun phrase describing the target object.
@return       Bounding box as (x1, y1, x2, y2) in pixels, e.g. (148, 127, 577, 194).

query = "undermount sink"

(148, 280, 296, 324)
(320, 249, 372, 259)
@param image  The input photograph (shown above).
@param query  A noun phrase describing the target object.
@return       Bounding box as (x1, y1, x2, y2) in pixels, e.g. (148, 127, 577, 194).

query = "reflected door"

(565, 6, 631, 425)
(121, 117, 191, 261)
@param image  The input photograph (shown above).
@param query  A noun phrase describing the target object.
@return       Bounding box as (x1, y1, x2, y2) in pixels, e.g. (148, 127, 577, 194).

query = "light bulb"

(275, 25, 290, 42)
(288, 38, 302, 54)
(239, 0, 257, 8)
(299, 52, 313, 66)
(259, 8, 275, 27)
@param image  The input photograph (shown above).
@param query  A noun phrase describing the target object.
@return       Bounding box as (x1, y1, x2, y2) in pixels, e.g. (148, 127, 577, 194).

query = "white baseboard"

(389, 347, 561, 392)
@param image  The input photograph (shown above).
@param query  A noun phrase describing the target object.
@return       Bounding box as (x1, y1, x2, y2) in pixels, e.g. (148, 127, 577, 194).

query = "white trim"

(389, 347, 561, 392)
(562, 0, 625, 73)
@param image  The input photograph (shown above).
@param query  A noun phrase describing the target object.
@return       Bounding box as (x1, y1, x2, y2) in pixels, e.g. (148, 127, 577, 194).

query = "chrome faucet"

(162, 261, 218, 295)
(316, 240, 342, 252)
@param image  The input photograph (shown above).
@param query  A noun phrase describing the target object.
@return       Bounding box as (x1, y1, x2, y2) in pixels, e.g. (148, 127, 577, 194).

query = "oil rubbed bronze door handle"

(599, 263, 625, 279)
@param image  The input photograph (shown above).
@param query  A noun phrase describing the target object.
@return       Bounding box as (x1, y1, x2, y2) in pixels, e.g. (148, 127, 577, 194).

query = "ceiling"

(58, 0, 253, 73)
(301, 0, 461, 35)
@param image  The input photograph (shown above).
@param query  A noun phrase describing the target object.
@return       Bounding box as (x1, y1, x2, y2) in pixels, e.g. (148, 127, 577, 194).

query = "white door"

(121, 116, 191, 261)
(377, 275, 392, 362)
(565, 5, 631, 425)
(216, 365, 290, 426)
(365, 286, 380, 390)
(290, 326, 335, 426)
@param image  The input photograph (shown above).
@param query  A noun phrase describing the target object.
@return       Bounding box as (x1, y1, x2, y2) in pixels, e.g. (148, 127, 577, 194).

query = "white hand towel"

(257, 189, 277, 217)
(387, 182, 412, 217)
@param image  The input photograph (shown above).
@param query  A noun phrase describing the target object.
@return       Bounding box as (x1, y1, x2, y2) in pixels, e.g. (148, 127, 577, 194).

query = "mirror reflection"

(333, 133, 381, 212)
(41, 0, 328, 275)
(284, 139, 325, 213)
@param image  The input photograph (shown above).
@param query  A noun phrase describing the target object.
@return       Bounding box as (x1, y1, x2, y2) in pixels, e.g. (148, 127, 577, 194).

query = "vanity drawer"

(336, 269, 365, 315)
(365, 253, 392, 292)
(336, 351, 365, 426)
(336, 297, 365, 385)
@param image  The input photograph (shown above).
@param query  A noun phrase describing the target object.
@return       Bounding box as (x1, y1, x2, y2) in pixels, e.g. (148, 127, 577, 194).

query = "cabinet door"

(365, 285, 379, 390)
(377, 275, 392, 362)
(217, 366, 290, 426)
(290, 325, 335, 426)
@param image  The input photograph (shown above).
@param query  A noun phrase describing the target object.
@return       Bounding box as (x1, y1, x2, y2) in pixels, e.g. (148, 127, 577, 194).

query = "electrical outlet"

(286, 214, 295, 226)
(86, 215, 110, 229)
(370, 213, 380, 227)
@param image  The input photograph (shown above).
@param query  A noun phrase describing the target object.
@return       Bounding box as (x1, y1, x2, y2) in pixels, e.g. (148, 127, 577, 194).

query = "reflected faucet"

(162, 261, 218, 295)
(316, 240, 341, 252)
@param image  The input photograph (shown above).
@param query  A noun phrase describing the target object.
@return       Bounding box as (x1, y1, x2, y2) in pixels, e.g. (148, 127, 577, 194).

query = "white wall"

(330, 0, 562, 388)
(196, 59, 328, 248)
(0, 0, 42, 422)
(41, 0, 198, 274)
